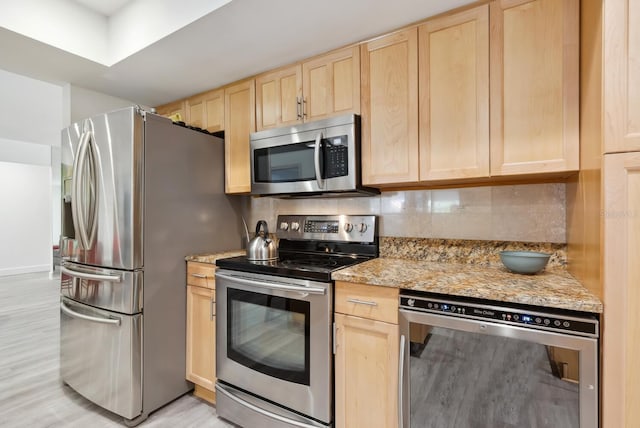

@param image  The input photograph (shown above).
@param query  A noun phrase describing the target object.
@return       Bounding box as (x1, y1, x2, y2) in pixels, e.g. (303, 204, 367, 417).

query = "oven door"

(215, 269, 333, 425)
(399, 310, 599, 428)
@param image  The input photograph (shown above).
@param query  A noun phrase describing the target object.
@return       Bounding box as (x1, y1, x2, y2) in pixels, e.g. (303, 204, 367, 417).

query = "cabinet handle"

(302, 97, 307, 118)
(191, 273, 212, 279)
(210, 299, 215, 321)
(296, 97, 302, 120)
(346, 298, 378, 307)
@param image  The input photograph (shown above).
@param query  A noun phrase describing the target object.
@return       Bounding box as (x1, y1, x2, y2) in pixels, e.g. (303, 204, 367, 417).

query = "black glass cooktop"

(216, 250, 372, 282)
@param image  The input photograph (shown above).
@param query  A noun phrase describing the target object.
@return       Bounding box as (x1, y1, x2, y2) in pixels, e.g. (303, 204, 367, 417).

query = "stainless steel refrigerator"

(58, 106, 241, 425)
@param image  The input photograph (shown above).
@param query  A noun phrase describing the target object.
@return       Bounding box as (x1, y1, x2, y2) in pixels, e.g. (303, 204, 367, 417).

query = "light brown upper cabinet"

(489, 0, 579, 176)
(255, 46, 360, 131)
(361, 28, 419, 186)
(224, 79, 255, 194)
(603, 0, 640, 153)
(418, 5, 490, 181)
(302, 46, 360, 123)
(186, 88, 225, 133)
(155, 100, 186, 122)
(255, 65, 302, 130)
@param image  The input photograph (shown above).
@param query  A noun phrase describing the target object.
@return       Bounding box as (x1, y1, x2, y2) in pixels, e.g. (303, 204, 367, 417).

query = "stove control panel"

(277, 214, 376, 243)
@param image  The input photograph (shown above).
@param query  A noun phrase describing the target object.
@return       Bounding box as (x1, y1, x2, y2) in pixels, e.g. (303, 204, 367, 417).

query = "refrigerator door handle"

(85, 132, 99, 250)
(61, 265, 122, 283)
(71, 131, 86, 249)
(73, 130, 92, 250)
(61, 301, 121, 326)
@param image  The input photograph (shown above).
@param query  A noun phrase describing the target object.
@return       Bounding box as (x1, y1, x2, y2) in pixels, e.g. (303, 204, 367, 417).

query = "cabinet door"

(334, 313, 399, 428)
(224, 79, 255, 194)
(186, 89, 225, 132)
(302, 46, 360, 122)
(155, 100, 186, 122)
(186, 285, 216, 391)
(255, 65, 302, 130)
(361, 28, 419, 186)
(490, 0, 579, 176)
(603, 152, 640, 428)
(418, 5, 489, 181)
(604, 0, 640, 153)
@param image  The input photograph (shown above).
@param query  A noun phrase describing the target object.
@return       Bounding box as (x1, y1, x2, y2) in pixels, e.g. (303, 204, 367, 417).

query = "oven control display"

(304, 220, 339, 234)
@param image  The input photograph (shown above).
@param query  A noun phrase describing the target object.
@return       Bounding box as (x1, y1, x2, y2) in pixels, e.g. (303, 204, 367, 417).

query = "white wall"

(0, 69, 63, 275)
(69, 85, 141, 123)
(0, 161, 52, 275)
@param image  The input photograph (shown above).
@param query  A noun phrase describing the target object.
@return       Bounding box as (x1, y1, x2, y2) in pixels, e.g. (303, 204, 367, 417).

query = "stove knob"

(280, 222, 290, 231)
(291, 222, 300, 231)
(357, 223, 368, 233)
(407, 298, 415, 307)
(344, 223, 354, 233)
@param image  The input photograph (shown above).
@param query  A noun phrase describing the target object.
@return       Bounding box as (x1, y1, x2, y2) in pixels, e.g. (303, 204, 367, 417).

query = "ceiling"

(0, 0, 477, 107)
(72, 0, 133, 16)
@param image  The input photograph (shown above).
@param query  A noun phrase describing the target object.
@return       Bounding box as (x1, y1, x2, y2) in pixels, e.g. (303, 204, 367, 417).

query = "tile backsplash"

(243, 183, 566, 243)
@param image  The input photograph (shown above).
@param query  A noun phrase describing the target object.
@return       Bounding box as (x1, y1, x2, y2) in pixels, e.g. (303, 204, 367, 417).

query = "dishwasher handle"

(398, 334, 406, 428)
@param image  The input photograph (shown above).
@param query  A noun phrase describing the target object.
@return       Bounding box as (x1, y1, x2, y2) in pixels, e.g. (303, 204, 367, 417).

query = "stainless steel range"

(215, 214, 378, 428)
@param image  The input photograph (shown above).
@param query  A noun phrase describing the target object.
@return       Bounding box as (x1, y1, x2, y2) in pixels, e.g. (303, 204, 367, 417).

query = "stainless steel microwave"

(249, 114, 379, 197)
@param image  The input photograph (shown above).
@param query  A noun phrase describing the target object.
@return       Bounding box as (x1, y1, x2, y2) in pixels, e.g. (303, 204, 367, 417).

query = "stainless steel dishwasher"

(399, 292, 599, 428)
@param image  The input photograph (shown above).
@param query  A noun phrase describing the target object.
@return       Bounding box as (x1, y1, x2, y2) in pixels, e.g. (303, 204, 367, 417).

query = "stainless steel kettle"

(246, 220, 278, 261)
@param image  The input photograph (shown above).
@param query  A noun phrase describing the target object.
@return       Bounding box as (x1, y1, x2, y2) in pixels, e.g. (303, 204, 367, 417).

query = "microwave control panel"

(277, 214, 376, 243)
(323, 136, 348, 178)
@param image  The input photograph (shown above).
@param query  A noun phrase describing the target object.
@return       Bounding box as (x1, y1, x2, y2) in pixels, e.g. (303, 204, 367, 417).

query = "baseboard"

(0, 264, 51, 277)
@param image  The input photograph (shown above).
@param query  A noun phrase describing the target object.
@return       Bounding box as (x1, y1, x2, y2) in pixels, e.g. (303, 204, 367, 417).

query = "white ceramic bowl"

(499, 251, 551, 274)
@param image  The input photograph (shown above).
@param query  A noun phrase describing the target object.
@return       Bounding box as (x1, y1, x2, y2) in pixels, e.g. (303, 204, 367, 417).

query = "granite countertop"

(185, 250, 245, 264)
(332, 258, 603, 313)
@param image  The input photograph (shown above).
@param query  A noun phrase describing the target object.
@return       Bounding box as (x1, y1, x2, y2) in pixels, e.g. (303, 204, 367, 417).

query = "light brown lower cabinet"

(186, 284, 216, 403)
(334, 312, 399, 428)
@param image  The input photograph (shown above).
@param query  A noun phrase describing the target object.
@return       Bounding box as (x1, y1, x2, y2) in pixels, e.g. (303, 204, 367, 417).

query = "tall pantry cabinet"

(568, 0, 640, 427)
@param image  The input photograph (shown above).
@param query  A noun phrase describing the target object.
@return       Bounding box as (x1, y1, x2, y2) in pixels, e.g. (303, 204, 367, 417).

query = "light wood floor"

(0, 272, 232, 428)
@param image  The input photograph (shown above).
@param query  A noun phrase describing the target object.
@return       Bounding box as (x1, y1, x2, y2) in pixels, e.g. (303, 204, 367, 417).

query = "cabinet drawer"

(335, 281, 398, 324)
(187, 262, 216, 289)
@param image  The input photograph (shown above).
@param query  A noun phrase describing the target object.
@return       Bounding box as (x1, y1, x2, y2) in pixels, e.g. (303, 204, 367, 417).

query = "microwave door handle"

(313, 131, 325, 189)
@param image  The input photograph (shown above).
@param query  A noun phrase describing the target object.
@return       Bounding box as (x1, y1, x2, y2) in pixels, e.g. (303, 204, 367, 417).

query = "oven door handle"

(215, 272, 326, 296)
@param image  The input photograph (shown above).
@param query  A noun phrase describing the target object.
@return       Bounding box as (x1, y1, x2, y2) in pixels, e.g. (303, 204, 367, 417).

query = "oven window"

(253, 136, 349, 183)
(227, 288, 311, 385)
(409, 326, 580, 427)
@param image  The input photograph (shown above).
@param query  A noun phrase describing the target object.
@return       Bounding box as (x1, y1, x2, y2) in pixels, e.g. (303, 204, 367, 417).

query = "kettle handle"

(255, 220, 269, 238)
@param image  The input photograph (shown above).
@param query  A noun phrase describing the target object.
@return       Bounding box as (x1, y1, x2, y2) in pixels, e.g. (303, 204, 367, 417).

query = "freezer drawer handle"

(61, 265, 122, 283)
(61, 301, 121, 326)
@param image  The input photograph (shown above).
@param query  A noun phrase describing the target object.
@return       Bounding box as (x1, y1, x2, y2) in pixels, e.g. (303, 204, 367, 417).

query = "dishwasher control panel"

(400, 294, 599, 338)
